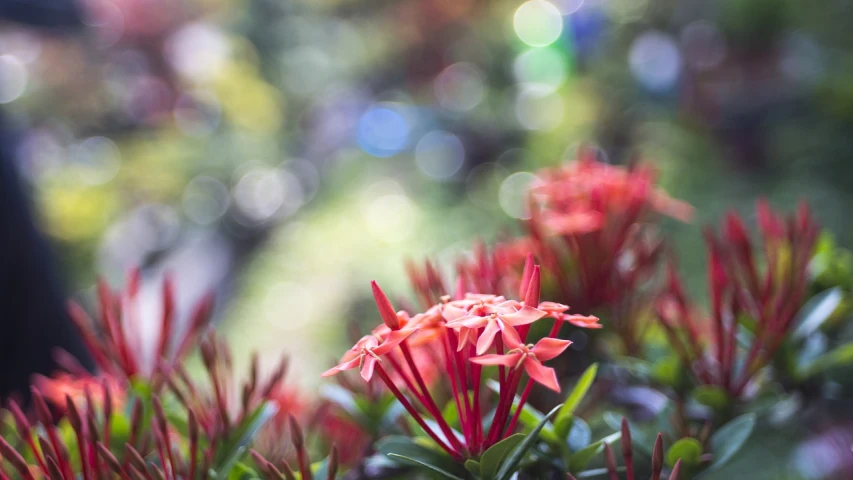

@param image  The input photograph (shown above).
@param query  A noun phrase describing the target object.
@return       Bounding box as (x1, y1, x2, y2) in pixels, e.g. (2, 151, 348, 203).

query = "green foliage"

(666, 437, 702, 468)
(708, 413, 757, 471)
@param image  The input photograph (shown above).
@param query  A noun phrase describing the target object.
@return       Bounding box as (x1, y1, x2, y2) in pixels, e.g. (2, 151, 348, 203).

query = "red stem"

(375, 365, 461, 459)
(505, 378, 533, 436)
(400, 342, 467, 454)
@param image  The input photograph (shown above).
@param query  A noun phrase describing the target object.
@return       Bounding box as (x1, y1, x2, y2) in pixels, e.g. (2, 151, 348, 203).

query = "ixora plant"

(2, 152, 852, 479)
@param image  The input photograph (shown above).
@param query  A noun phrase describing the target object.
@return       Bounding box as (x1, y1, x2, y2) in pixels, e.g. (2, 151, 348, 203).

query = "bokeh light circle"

(513, 1, 563, 47)
(233, 167, 304, 224)
(415, 131, 465, 181)
(629, 30, 682, 93)
(361, 179, 418, 243)
(356, 104, 410, 158)
(499, 172, 540, 219)
(183, 176, 230, 225)
(0, 55, 27, 103)
(70, 136, 121, 185)
(513, 47, 568, 93)
(434, 62, 486, 112)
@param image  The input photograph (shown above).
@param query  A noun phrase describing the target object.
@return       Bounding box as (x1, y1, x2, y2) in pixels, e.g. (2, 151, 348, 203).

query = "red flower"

(443, 295, 546, 354)
(322, 329, 417, 381)
(471, 326, 571, 392)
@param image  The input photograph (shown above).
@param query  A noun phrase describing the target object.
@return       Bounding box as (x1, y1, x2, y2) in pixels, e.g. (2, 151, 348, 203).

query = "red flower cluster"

(324, 266, 597, 458)
(657, 201, 819, 397)
(408, 149, 691, 354)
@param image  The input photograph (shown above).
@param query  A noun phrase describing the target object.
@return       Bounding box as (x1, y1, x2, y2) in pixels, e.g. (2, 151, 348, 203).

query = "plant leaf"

(376, 435, 460, 476)
(568, 430, 621, 473)
(555, 364, 598, 440)
(495, 405, 560, 480)
(464, 459, 481, 476)
(387, 454, 466, 480)
(797, 342, 853, 378)
(691, 385, 730, 411)
(792, 288, 843, 340)
(568, 441, 603, 473)
(566, 417, 591, 453)
(708, 413, 756, 470)
(212, 402, 279, 479)
(665, 437, 702, 468)
(480, 433, 524, 480)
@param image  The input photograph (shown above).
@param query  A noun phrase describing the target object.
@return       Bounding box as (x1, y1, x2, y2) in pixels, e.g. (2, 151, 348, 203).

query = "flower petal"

(531, 337, 572, 361)
(373, 328, 417, 356)
(499, 305, 546, 326)
(524, 358, 560, 392)
(538, 301, 569, 315)
(360, 357, 377, 381)
(457, 327, 477, 351)
(455, 315, 490, 329)
(442, 304, 470, 322)
(321, 356, 362, 377)
(564, 314, 601, 329)
(500, 323, 524, 349)
(476, 318, 501, 355)
(470, 352, 523, 367)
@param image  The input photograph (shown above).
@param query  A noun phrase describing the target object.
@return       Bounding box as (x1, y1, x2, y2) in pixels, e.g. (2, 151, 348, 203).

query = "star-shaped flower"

(443, 295, 546, 355)
(470, 327, 571, 392)
(322, 328, 416, 381)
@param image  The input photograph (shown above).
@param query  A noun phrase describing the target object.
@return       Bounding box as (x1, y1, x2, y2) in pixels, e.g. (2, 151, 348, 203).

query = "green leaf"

(212, 402, 279, 479)
(797, 342, 853, 378)
(792, 288, 844, 340)
(666, 437, 702, 468)
(375, 435, 460, 476)
(480, 433, 524, 480)
(576, 467, 626, 478)
(568, 441, 603, 473)
(464, 459, 481, 476)
(228, 462, 256, 480)
(555, 364, 598, 440)
(708, 413, 756, 470)
(565, 417, 591, 453)
(692, 385, 731, 411)
(494, 405, 560, 480)
(568, 430, 621, 473)
(387, 454, 466, 480)
(651, 355, 683, 388)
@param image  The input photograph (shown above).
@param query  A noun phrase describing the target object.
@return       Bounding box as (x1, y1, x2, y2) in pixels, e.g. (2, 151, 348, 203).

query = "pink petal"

(442, 304, 470, 322)
(456, 327, 477, 351)
(321, 356, 362, 377)
(524, 359, 560, 392)
(565, 314, 602, 329)
(499, 305, 546, 326)
(373, 328, 417, 356)
(360, 357, 377, 381)
(531, 337, 572, 361)
(457, 315, 490, 329)
(538, 301, 569, 315)
(476, 319, 501, 355)
(470, 352, 523, 367)
(500, 323, 524, 349)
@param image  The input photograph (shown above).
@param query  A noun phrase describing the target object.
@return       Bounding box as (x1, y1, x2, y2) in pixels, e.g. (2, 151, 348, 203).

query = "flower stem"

(375, 364, 460, 459)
